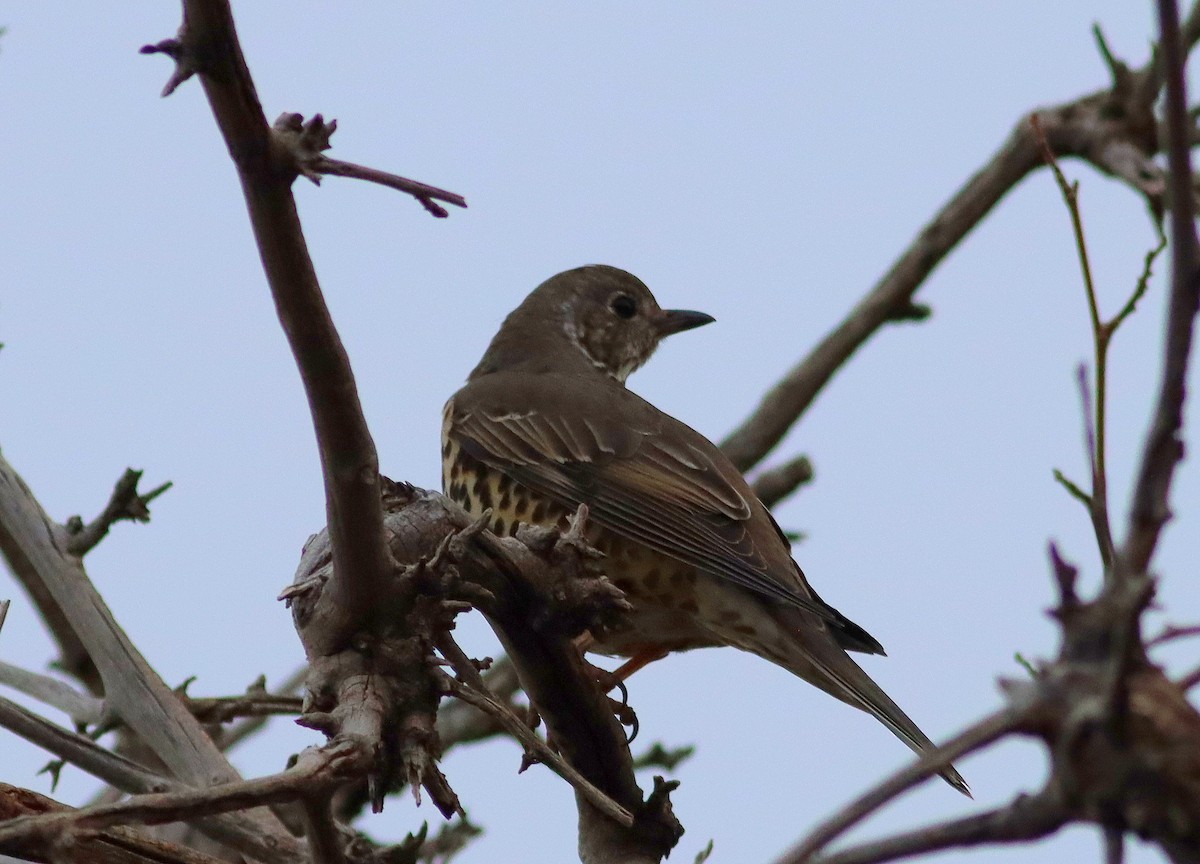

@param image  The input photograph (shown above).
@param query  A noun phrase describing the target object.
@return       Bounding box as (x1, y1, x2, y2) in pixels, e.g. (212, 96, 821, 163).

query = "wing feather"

(452, 397, 841, 621)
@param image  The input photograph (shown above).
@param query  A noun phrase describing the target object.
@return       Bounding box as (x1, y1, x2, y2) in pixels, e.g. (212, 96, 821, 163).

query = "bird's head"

(471, 265, 714, 382)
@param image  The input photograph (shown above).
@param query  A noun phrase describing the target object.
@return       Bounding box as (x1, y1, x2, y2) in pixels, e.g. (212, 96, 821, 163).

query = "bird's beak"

(657, 308, 716, 336)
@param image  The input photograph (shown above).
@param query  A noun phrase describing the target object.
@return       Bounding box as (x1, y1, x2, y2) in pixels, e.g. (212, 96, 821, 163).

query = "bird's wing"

(449, 379, 873, 644)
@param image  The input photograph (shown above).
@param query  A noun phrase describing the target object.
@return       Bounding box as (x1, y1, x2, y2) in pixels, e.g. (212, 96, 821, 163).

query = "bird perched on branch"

(442, 264, 968, 795)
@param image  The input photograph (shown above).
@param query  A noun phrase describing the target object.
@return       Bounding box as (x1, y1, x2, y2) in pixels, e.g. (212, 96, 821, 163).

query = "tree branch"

(0, 740, 362, 848)
(750, 454, 814, 509)
(63, 469, 172, 557)
(0, 454, 303, 862)
(0, 783, 232, 864)
(809, 794, 1067, 864)
(1122, 0, 1200, 575)
(154, 0, 396, 638)
(720, 16, 1200, 473)
(775, 705, 1028, 864)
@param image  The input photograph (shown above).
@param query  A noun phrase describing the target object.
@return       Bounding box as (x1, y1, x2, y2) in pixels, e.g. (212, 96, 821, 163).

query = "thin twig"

(314, 156, 466, 218)
(1032, 116, 1117, 568)
(776, 707, 1026, 864)
(0, 695, 169, 795)
(1052, 469, 1092, 507)
(1147, 623, 1200, 647)
(0, 660, 105, 725)
(220, 665, 309, 751)
(1112, 232, 1168, 332)
(0, 599, 8, 635)
(64, 469, 172, 557)
(438, 672, 634, 828)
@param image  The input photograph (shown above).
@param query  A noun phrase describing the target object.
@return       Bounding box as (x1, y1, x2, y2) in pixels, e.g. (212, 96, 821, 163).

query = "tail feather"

(776, 614, 971, 796)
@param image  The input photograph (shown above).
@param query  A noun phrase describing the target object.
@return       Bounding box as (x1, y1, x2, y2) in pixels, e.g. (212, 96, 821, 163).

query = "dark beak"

(658, 308, 716, 336)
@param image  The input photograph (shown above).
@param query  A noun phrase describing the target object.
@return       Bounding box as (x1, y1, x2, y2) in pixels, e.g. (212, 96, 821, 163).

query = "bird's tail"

(775, 612, 971, 796)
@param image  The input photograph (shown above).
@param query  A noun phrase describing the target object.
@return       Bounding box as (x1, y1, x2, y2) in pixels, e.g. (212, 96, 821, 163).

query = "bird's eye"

(610, 294, 637, 319)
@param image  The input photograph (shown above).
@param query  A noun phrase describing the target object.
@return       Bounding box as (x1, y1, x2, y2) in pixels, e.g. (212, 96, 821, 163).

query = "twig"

(435, 654, 522, 748)
(1052, 469, 1092, 507)
(807, 793, 1067, 864)
(1032, 116, 1117, 569)
(313, 155, 466, 219)
(438, 672, 634, 828)
(64, 469, 172, 557)
(776, 707, 1026, 864)
(1123, 0, 1200, 575)
(185, 691, 302, 726)
(1178, 665, 1200, 690)
(0, 696, 170, 795)
(219, 665, 309, 751)
(0, 660, 105, 725)
(1147, 623, 1200, 647)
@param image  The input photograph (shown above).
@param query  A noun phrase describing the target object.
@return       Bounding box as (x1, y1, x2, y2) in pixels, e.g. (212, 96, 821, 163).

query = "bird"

(441, 264, 968, 795)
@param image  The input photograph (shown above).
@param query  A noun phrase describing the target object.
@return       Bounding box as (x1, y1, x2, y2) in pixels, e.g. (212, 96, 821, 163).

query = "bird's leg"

(570, 633, 657, 742)
(610, 647, 670, 681)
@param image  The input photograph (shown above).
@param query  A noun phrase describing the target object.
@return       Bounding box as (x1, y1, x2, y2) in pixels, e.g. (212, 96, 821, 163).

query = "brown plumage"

(442, 264, 968, 795)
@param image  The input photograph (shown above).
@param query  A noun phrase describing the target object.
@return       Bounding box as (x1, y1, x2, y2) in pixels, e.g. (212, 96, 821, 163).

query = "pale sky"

(1, 4, 1197, 864)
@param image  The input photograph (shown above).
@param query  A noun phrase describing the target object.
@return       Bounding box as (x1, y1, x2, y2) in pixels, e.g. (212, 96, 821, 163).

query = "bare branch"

(439, 672, 634, 827)
(155, 0, 396, 639)
(750, 454, 814, 509)
(720, 19, 1197, 473)
(0, 454, 302, 861)
(0, 696, 170, 795)
(301, 794, 348, 864)
(1123, 0, 1200, 575)
(1147, 623, 1200, 647)
(63, 469, 172, 557)
(776, 706, 1027, 864)
(0, 740, 363, 848)
(0, 783, 233, 864)
(0, 659, 105, 726)
(219, 665, 309, 752)
(272, 112, 467, 218)
(807, 793, 1067, 864)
